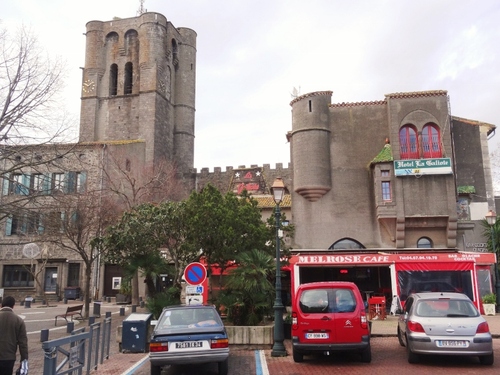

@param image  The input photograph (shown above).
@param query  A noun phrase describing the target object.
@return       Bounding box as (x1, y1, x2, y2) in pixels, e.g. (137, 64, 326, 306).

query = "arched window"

(422, 123, 442, 158)
(329, 238, 365, 250)
(109, 64, 118, 96)
(124, 62, 133, 94)
(172, 39, 178, 66)
(399, 125, 419, 159)
(417, 237, 433, 248)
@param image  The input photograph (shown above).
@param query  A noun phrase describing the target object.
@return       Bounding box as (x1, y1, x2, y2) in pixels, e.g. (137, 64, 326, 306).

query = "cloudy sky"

(2, 0, 500, 172)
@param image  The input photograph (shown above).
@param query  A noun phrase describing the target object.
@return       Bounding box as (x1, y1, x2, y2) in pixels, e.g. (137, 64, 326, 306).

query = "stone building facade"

(0, 10, 497, 307)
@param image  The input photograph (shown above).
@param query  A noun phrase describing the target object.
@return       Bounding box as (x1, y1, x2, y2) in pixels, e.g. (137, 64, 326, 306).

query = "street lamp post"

(271, 177, 287, 357)
(485, 210, 500, 311)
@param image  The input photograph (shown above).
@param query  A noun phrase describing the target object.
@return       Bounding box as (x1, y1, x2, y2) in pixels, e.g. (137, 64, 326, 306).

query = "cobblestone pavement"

(14, 300, 500, 374)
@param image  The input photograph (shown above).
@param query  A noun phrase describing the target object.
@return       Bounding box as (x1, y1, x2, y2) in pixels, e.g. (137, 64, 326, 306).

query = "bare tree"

(100, 146, 188, 305)
(0, 23, 72, 144)
(40, 189, 120, 318)
(0, 23, 78, 223)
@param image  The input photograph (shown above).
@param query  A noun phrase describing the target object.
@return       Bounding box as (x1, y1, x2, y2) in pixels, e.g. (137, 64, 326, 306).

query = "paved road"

(15, 301, 500, 375)
(129, 337, 500, 375)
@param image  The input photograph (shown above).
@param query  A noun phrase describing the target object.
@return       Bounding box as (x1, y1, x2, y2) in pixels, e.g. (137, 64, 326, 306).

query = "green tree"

(103, 201, 197, 298)
(184, 185, 270, 303)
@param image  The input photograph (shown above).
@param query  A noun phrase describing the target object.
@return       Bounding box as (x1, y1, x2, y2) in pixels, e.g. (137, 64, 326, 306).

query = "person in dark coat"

(0, 296, 28, 375)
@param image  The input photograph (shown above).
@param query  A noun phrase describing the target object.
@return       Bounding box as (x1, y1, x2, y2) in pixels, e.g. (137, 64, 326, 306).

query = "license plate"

(305, 333, 329, 339)
(175, 341, 203, 349)
(436, 340, 469, 348)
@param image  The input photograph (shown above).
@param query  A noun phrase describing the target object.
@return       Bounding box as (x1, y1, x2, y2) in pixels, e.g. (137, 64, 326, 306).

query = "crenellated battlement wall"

(196, 163, 292, 194)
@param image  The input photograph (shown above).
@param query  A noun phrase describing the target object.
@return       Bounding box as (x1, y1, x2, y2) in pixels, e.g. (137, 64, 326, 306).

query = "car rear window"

(158, 307, 222, 329)
(299, 288, 356, 314)
(415, 299, 479, 317)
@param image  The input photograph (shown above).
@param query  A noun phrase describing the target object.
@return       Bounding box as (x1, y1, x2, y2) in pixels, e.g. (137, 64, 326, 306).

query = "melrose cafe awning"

(288, 251, 497, 310)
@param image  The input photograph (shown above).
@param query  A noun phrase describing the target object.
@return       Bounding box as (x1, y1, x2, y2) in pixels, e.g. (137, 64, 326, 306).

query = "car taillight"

(291, 312, 298, 330)
(150, 342, 168, 352)
(360, 311, 368, 330)
(407, 320, 425, 333)
(211, 338, 229, 349)
(476, 322, 490, 334)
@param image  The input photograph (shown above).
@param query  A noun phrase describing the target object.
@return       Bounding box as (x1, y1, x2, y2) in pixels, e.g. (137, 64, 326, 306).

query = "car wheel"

(397, 327, 405, 347)
(406, 337, 419, 364)
(218, 358, 229, 375)
(150, 363, 162, 375)
(479, 352, 494, 366)
(292, 348, 304, 363)
(360, 344, 372, 363)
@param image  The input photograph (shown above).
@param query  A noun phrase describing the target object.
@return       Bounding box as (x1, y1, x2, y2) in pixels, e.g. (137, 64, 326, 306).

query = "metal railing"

(42, 316, 112, 375)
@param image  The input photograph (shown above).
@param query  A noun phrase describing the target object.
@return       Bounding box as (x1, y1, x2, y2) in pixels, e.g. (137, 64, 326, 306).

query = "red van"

(292, 281, 371, 363)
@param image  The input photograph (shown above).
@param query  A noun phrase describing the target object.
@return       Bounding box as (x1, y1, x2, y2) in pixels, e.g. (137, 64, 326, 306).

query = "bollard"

(89, 316, 95, 325)
(64, 298, 68, 304)
(140, 300, 145, 308)
(40, 329, 49, 342)
(67, 321, 74, 333)
(106, 311, 111, 318)
(120, 307, 125, 316)
(24, 300, 31, 308)
(132, 305, 137, 313)
(107, 296, 111, 303)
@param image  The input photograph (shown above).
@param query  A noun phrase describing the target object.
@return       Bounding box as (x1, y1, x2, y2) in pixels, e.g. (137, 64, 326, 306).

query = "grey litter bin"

(64, 287, 81, 300)
(121, 313, 152, 353)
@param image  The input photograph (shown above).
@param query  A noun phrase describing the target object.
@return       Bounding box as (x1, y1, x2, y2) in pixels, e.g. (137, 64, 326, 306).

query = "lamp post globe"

(271, 177, 287, 357)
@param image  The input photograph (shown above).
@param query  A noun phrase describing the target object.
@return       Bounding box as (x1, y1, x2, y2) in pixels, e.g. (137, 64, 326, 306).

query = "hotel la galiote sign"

(394, 158, 453, 176)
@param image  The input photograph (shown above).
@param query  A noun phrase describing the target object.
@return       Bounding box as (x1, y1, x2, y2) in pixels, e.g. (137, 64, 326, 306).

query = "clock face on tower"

(82, 79, 95, 93)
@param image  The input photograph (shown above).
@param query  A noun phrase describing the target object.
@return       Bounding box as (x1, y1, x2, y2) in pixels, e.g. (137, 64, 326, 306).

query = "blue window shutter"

(64, 173, 70, 193)
(21, 174, 31, 195)
(60, 211, 66, 232)
(79, 172, 87, 193)
(38, 214, 44, 234)
(67, 172, 76, 193)
(2, 173, 10, 195)
(20, 214, 28, 234)
(5, 216, 12, 235)
(43, 173, 51, 195)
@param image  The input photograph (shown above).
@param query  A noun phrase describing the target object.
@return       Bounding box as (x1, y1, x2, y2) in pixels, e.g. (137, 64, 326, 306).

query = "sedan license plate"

(436, 340, 469, 348)
(175, 341, 203, 349)
(305, 333, 329, 339)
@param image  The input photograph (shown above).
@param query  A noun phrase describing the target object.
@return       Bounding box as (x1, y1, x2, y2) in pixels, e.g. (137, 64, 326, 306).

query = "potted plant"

(283, 313, 292, 339)
(482, 293, 496, 316)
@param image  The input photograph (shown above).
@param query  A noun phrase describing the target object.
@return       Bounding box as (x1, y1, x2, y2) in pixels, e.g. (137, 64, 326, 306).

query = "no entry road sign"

(184, 262, 207, 286)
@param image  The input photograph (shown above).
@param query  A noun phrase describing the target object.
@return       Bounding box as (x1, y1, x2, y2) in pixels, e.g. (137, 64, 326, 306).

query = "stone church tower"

(79, 12, 196, 178)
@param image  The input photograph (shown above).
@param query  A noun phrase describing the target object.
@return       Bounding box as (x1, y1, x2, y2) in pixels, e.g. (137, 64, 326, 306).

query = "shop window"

(3, 265, 35, 287)
(329, 238, 365, 250)
(399, 125, 419, 159)
(417, 237, 433, 248)
(422, 123, 442, 158)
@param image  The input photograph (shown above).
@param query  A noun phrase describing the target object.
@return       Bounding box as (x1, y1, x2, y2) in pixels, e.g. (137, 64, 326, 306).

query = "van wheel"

(479, 353, 494, 365)
(360, 344, 371, 363)
(293, 349, 304, 363)
(397, 327, 405, 347)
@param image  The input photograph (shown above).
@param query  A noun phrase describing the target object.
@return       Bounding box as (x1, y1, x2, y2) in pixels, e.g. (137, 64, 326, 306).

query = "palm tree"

(219, 249, 275, 325)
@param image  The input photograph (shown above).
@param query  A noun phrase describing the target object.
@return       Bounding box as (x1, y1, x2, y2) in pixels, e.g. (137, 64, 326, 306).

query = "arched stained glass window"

(422, 123, 442, 158)
(399, 125, 419, 159)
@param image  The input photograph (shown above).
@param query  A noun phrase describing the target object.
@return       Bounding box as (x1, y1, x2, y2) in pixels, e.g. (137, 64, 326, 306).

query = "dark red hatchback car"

(291, 281, 371, 363)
